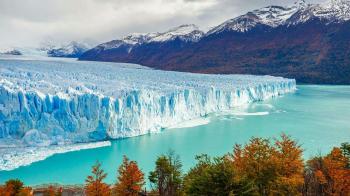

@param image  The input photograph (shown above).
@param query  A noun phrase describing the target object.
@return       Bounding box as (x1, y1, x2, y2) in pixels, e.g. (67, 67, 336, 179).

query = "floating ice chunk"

(167, 117, 211, 129)
(230, 111, 270, 116)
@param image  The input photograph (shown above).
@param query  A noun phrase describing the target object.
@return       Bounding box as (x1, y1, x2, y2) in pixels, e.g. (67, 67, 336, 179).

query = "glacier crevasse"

(0, 59, 296, 146)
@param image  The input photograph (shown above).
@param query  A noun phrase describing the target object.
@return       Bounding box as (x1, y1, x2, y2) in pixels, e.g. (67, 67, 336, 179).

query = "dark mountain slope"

(79, 0, 350, 84)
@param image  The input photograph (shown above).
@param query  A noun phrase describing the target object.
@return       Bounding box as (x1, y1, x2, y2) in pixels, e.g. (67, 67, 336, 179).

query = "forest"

(1, 134, 349, 196)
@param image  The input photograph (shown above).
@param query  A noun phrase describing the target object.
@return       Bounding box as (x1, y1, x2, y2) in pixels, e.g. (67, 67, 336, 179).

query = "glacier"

(0, 58, 296, 148)
(0, 141, 111, 171)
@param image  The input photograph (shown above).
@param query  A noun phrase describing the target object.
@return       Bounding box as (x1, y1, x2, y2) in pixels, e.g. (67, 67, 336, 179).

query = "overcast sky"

(0, 0, 324, 48)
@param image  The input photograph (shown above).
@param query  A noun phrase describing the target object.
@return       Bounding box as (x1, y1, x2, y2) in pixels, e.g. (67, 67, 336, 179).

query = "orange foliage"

(43, 186, 60, 196)
(113, 156, 145, 196)
(19, 187, 33, 196)
(232, 137, 278, 195)
(305, 147, 350, 195)
(0, 179, 32, 196)
(85, 161, 111, 196)
(323, 148, 350, 195)
(231, 134, 304, 195)
(274, 134, 304, 195)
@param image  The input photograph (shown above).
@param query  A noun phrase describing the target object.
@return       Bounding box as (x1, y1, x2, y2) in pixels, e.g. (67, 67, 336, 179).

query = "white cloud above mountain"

(0, 0, 324, 48)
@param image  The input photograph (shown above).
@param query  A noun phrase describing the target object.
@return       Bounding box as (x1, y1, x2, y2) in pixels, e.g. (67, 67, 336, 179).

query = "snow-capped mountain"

(0, 41, 92, 58)
(47, 41, 92, 58)
(95, 33, 158, 53)
(150, 24, 204, 42)
(0, 47, 47, 57)
(90, 24, 203, 53)
(207, 4, 302, 34)
(0, 49, 22, 55)
(287, 0, 350, 25)
(84, 0, 350, 53)
(207, 0, 349, 34)
(80, 0, 350, 84)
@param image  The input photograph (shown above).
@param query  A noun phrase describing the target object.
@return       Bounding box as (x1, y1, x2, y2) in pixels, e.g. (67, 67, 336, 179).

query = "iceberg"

(0, 58, 296, 147)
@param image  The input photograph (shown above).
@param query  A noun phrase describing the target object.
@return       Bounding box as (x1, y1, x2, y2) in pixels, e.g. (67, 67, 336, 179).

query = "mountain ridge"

(79, 0, 350, 84)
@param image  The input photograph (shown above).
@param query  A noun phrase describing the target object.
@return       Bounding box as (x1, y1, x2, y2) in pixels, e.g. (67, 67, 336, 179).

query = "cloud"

(0, 0, 325, 48)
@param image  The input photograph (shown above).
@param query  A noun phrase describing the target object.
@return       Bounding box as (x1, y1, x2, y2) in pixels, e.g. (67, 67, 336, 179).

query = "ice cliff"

(0, 58, 296, 147)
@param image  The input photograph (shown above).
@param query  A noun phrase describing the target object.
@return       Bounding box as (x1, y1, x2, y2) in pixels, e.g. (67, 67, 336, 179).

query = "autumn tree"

(304, 146, 350, 195)
(149, 150, 183, 196)
(43, 186, 62, 196)
(5, 179, 24, 196)
(184, 154, 256, 196)
(323, 147, 350, 195)
(232, 137, 278, 195)
(16, 187, 32, 196)
(273, 134, 304, 195)
(85, 161, 111, 196)
(113, 156, 145, 196)
(43, 186, 55, 196)
(231, 134, 304, 195)
(0, 179, 32, 196)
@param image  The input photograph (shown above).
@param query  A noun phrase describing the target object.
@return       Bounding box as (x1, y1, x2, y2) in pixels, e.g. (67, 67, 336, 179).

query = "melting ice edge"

(0, 58, 296, 170)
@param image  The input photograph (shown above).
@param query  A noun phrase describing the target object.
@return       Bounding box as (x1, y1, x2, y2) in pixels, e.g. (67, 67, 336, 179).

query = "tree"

(304, 147, 350, 195)
(341, 142, 350, 167)
(16, 187, 32, 196)
(149, 150, 183, 196)
(43, 186, 55, 196)
(323, 147, 350, 195)
(5, 179, 24, 196)
(0, 179, 32, 196)
(85, 161, 111, 196)
(232, 137, 278, 195)
(113, 156, 145, 196)
(231, 134, 304, 195)
(43, 186, 61, 196)
(273, 134, 304, 195)
(304, 156, 327, 195)
(184, 154, 256, 196)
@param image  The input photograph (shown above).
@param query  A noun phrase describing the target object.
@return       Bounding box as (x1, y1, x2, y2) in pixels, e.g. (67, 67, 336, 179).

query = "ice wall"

(0, 59, 296, 146)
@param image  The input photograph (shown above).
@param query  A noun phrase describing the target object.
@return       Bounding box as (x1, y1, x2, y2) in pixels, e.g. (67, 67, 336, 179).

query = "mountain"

(79, 0, 350, 84)
(80, 24, 204, 62)
(47, 41, 92, 58)
(0, 49, 22, 55)
(0, 41, 93, 58)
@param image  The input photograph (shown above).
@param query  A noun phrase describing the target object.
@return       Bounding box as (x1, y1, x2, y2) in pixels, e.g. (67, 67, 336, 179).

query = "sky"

(0, 0, 324, 48)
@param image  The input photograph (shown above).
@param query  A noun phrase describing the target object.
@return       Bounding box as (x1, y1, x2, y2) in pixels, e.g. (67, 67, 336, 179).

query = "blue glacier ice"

(0, 58, 296, 147)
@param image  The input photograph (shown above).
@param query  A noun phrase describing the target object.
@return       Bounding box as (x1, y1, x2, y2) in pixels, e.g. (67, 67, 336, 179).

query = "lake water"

(0, 85, 349, 186)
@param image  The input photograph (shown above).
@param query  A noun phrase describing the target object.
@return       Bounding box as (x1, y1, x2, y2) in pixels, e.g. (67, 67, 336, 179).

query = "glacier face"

(0, 58, 296, 147)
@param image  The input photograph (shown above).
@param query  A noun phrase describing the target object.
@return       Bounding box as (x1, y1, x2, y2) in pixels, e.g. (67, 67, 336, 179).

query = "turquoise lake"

(0, 85, 349, 185)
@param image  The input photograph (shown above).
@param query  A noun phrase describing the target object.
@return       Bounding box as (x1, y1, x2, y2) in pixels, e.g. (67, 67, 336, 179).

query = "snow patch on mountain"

(0, 41, 93, 58)
(207, 0, 349, 34)
(207, 5, 300, 34)
(0, 49, 22, 56)
(93, 24, 204, 53)
(150, 24, 204, 42)
(96, 33, 158, 52)
(88, 0, 350, 54)
(47, 41, 92, 58)
(287, 0, 350, 25)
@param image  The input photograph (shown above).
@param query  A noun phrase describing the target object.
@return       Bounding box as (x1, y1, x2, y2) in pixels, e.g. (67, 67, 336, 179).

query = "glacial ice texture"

(0, 58, 296, 147)
(0, 141, 111, 171)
